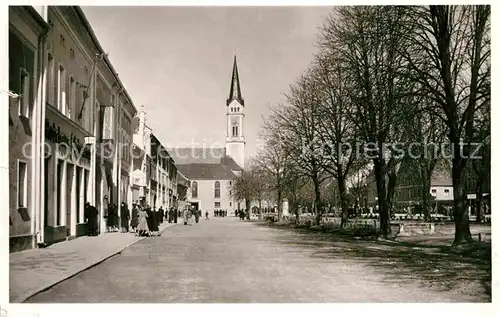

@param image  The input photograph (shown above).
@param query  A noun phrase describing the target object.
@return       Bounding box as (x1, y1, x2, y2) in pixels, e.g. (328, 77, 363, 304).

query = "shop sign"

(45, 120, 91, 160)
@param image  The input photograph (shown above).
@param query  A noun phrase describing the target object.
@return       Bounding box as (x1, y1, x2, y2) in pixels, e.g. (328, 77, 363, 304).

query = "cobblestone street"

(26, 218, 485, 303)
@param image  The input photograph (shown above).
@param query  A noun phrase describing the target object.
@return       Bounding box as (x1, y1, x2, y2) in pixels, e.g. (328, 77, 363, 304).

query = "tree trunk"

(452, 156, 473, 245)
(475, 179, 483, 223)
(277, 189, 283, 220)
(313, 176, 322, 226)
(420, 166, 432, 222)
(373, 159, 391, 238)
(386, 170, 397, 221)
(338, 177, 348, 228)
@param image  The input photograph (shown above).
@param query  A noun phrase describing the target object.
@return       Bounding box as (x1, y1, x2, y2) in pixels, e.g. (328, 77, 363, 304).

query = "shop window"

(214, 202, 221, 208)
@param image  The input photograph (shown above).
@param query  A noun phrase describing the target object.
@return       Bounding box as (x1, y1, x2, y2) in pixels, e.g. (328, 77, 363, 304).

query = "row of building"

(8, 6, 250, 252)
(7, 6, 193, 252)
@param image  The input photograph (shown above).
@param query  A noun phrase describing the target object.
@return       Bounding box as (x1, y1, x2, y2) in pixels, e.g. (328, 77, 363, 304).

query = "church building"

(169, 56, 246, 214)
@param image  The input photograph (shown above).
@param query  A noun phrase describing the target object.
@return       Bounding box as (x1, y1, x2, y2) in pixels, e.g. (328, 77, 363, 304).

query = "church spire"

(227, 55, 244, 106)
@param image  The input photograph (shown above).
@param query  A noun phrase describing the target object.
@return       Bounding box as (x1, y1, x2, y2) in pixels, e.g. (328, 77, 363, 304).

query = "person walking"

(159, 206, 165, 225)
(184, 207, 192, 225)
(195, 208, 200, 223)
(131, 204, 139, 233)
(120, 202, 130, 233)
(174, 207, 178, 223)
(84, 202, 98, 236)
(147, 206, 159, 236)
(205, 210, 209, 220)
(137, 206, 149, 237)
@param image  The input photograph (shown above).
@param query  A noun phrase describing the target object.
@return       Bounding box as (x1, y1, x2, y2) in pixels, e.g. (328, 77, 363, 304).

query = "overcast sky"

(82, 6, 330, 158)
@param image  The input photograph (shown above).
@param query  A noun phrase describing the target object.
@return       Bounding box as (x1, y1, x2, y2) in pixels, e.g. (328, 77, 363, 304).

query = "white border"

(1, 2, 498, 317)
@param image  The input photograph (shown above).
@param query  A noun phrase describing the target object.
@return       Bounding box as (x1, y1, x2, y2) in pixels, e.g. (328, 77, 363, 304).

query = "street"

(26, 217, 486, 303)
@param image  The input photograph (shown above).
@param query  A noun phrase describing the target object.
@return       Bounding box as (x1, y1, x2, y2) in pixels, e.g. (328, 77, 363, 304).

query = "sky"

(82, 6, 331, 158)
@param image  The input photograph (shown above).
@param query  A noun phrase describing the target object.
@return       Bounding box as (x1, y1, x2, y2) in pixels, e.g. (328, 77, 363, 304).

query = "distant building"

(169, 56, 246, 214)
(354, 161, 454, 208)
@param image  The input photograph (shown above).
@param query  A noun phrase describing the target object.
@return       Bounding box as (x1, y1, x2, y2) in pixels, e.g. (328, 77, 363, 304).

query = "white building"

(169, 56, 246, 215)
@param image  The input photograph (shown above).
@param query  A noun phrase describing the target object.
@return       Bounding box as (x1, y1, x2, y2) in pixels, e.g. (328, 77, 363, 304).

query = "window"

(47, 54, 55, 106)
(69, 76, 75, 120)
(192, 181, 198, 198)
(19, 68, 30, 117)
(229, 181, 232, 185)
(58, 65, 66, 115)
(214, 181, 220, 198)
(229, 190, 232, 196)
(229, 202, 232, 207)
(214, 202, 221, 208)
(56, 159, 63, 226)
(444, 189, 450, 197)
(431, 189, 437, 196)
(232, 126, 239, 137)
(17, 161, 27, 208)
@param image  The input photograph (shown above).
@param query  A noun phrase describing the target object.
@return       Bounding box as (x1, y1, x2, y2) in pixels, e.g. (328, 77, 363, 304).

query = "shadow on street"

(255, 222, 491, 302)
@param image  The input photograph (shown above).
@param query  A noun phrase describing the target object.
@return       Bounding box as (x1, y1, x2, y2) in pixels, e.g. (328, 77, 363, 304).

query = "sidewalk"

(9, 222, 177, 303)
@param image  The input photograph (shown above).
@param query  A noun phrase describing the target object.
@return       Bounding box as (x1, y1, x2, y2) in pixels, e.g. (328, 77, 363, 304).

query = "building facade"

(9, 6, 139, 252)
(8, 6, 50, 252)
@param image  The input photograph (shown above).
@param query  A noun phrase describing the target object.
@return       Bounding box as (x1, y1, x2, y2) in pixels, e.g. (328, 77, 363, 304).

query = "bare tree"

(273, 71, 329, 225)
(230, 161, 265, 217)
(256, 112, 292, 220)
(403, 5, 490, 244)
(406, 99, 449, 221)
(321, 6, 416, 237)
(310, 51, 358, 228)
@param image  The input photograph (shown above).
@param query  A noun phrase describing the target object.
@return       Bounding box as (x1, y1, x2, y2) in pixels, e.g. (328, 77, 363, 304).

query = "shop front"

(43, 106, 92, 244)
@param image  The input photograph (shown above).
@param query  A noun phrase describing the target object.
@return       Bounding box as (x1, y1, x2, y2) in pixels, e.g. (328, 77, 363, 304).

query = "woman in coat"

(137, 207, 150, 237)
(130, 204, 139, 232)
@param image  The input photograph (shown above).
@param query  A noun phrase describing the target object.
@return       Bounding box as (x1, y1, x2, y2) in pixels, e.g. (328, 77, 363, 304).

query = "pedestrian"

(154, 207, 161, 229)
(111, 204, 120, 232)
(120, 202, 130, 233)
(106, 204, 113, 232)
(84, 202, 98, 236)
(168, 207, 173, 223)
(131, 204, 139, 232)
(137, 206, 150, 237)
(195, 208, 200, 223)
(147, 206, 159, 236)
(184, 207, 192, 225)
(174, 207, 178, 223)
(205, 210, 209, 220)
(159, 206, 164, 225)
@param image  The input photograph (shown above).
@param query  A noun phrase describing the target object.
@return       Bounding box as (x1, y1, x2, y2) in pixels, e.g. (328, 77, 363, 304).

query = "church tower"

(225, 55, 245, 169)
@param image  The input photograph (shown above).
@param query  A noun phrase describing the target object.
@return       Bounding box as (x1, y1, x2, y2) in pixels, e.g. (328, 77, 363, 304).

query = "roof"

(171, 147, 243, 180)
(227, 55, 244, 106)
(168, 148, 226, 165)
(177, 163, 237, 180)
(431, 168, 452, 186)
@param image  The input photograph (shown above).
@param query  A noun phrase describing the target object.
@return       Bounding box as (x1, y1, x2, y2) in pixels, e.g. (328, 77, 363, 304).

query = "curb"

(13, 223, 178, 303)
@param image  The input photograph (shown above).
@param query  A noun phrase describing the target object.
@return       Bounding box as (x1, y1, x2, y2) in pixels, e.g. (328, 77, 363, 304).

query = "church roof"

(227, 55, 244, 106)
(169, 147, 243, 180)
(168, 148, 226, 165)
(177, 163, 237, 180)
